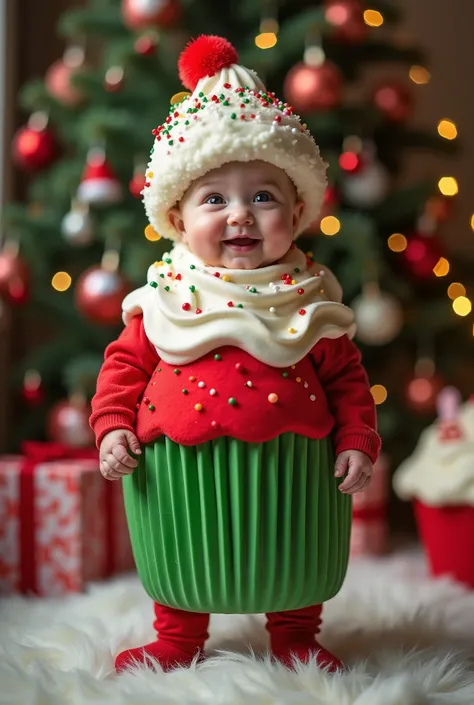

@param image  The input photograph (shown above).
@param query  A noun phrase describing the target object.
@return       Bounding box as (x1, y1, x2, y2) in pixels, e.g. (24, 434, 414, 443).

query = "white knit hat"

(143, 35, 327, 242)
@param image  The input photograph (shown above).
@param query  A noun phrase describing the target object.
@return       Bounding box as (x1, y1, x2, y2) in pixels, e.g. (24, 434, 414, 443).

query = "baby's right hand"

(99, 429, 141, 481)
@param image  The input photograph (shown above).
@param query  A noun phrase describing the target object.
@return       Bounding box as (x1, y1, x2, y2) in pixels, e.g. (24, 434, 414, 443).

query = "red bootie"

(266, 604, 343, 673)
(115, 603, 210, 673)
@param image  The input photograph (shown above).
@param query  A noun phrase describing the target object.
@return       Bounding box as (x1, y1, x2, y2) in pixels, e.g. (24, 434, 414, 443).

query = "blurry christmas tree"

(1, 0, 471, 466)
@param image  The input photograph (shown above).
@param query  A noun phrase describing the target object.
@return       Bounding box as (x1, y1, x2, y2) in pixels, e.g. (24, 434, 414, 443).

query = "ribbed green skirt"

(122, 433, 351, 614)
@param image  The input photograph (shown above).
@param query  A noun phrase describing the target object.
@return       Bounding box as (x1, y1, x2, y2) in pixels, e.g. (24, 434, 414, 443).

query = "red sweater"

(90, 315, 381, 463)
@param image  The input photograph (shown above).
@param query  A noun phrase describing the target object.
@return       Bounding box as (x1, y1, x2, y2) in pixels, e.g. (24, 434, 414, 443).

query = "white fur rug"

(1, 548, 474, 704)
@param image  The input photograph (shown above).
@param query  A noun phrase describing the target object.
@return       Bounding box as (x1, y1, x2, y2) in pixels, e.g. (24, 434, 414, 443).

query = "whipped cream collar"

(122, 242, 356, 367)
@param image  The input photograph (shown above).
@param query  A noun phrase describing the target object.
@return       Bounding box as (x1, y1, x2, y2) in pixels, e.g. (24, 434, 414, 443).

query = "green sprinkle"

(294, 267, 300, 273)
(165, 258, 172, 264)
(230, 113, 237, 119)
(249, 287, 257, 293)
(185, 120, 190, 125)
(190, 264, 196, 270)
(214, 354, 221, 361)
(150, 281, 158, 288)
(187, 108, 192, 113)
(164, 285, 170, 291)
(282, 371, 289, 378)
(228, 397, 237, 407)
(159, 273, 165, 278)
(199, 91, 204, 97)
(148, 404, 155, 411)
(237, 303, 244, 308)
(173, 369, 181, 375)
(203, 96, 208, 102)
(223, 100, 229, 106)
(157, 368, 161, 372)
(169, 140, 173, 146)
(189, 285, 196, 293)
(182, 389, 188, 395)
(219, 94, 225, 100)
(244, 98, 250, 104)
(174, 121, 178, 125)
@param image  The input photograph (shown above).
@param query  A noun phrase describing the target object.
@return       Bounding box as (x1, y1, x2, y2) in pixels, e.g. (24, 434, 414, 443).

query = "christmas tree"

(1, 0, 470, 472)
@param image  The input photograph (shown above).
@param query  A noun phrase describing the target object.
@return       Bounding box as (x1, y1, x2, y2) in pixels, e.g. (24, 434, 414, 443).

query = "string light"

(387, 233, 407, 252)
(438, 176, 458, 196)
(363, 9, 384, 26)
(437, 119, 458, 140)
(371, 385, 388, 405)
(255, 32, 277, 49)
(452, 296, 472, 317)
(145, 224, 161, 241)
(52, 271, 72, 292)
(320, 216, 341, 236)
(448, 282, 466, 299)
(433, 257, 450, 277)
(470, 214, 474, 231)
(409, 66, 431, 84)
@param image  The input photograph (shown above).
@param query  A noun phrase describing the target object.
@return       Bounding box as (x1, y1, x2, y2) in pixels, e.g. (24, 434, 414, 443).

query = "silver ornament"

(61, 205, 94, 246)
(352, 288, 403, 346)
(342, 161, 390, 208)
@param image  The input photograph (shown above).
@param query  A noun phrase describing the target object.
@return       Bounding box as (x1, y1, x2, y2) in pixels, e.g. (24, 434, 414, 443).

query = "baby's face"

(168, 161, 304, 269)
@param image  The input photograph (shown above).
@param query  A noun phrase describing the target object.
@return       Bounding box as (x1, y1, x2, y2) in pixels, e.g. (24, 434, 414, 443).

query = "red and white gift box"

(350, 453, 390, 557)
(0, 442, 134, 596)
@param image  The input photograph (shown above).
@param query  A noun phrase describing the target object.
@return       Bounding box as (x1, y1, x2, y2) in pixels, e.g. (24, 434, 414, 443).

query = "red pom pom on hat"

(178, 35, 239, 91)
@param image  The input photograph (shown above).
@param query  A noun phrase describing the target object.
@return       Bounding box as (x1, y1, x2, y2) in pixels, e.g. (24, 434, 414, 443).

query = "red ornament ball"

(75, 266, 131, 325)
(45, 52, 85, 107)
(122, 0, 181, 31)
(372, 81, 414, 123)
(47, 398, 95, 447)
(284, 61, 343, 113)
(178, 35, 238, 91)
(402, 234, 443, 280)
(22, 370, 45, 406)
(324, 0, 367, 43)
(134, 34, 159, 55)
(405, 373, 444, 415)
(129, 171, 146, 198)
(12, 116, 58, 171)
(0, 249, 29, 305)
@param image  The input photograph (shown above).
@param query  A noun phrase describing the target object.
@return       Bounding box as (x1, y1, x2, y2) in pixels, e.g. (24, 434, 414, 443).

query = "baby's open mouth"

(223, 237, 259, 250)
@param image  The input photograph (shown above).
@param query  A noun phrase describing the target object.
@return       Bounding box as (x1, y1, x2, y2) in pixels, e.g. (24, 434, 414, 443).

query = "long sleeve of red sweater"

(90, 315, 159, 447)
(311, 335, 381, 463)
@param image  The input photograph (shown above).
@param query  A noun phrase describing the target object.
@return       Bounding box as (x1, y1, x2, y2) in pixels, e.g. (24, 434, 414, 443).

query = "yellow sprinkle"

(153, 261, 160, 268)
(194, 403, 203, 411)
(291, 279, 296, 285)
(291, 365, 296, 369)
(147, 171, 154, 178)
(171, 91, 191, 104)
(296, 377, 302, 383)
(222, 275, 231, 282)
(145, 224, 161, 241)
(288, 327, 296, 334)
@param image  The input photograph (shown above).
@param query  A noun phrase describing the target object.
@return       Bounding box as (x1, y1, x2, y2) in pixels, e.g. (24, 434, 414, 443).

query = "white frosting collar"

(123, 243, 356, 367)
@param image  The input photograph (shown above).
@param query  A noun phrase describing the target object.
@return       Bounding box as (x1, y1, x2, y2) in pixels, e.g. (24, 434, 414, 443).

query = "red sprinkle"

(298, 288, 305, 295)
(281, 274, 289, 280)
(240, 104, 245, 108)
(167, 272, 173, 277)
(235, 363, 244, 372)
(227, 301, 234, 307)
(179, 136, 185, 142)
(224, 82, 231, 89)
(212, 94, 218, 101)
(143, 397, 150, 404)
(175, 273, 182, 280)
(214, 272, 221, 278)
(299, 309, 306, 315)
(240, 114, 246, 120)
(274, 115, 282, 122)
(144, 182, 150, 188)
(166, 116, 172, 123)
(182, 303, 191, 311)
(195, 308, 202, 314)
(250, 114, 256, 118)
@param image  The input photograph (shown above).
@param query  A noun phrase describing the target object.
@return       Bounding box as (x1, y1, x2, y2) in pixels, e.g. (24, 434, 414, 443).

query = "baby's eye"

(206, 194, 225, 205)
(254, 192, 273, 203)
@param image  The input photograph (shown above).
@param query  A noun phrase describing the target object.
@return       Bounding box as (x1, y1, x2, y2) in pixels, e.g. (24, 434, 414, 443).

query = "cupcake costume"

(90, 36, 381, 672)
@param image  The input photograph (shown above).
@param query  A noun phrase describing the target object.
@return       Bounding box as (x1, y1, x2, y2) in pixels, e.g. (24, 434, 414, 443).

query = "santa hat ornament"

(436, 386, 464, 442)
(77, 148, 123, 205)
(143, 35, 327, 241)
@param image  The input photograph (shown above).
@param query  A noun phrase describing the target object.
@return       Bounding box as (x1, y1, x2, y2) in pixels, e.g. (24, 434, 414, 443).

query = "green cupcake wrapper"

(123, 433, 351, 614)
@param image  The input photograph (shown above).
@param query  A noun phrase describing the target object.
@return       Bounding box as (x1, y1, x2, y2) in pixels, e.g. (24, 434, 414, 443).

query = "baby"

(90, 36, 381, 674)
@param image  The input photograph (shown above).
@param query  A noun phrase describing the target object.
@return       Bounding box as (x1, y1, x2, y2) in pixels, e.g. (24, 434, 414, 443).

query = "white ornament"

(131, 0, 167, 13)
(198, 381, 206, 388)
(310, 395, 316, 401)
(352, 287, 403, 346)
(209, 388, 217, 396)
(245, 381, 253, 388)
(61, 203, 94, 247)
(341, 161, 390, 208)
(269, 306, 276, 313)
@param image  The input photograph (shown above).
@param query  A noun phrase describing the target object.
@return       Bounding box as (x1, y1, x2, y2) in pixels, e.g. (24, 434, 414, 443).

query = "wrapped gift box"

(0, 443, 135, 596)
(350, 453, 390, 558)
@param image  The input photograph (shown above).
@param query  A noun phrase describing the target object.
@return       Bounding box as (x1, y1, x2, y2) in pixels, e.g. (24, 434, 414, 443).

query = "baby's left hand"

(334, 450, 373, 494)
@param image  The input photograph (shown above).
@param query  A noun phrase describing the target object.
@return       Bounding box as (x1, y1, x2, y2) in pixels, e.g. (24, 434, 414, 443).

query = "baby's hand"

(99, 429, 141, 481)
(334, 449, 373, 494)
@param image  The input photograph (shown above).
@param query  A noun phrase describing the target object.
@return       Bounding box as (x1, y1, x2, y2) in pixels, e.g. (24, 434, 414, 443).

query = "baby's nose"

(227, 206, 254, 225)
